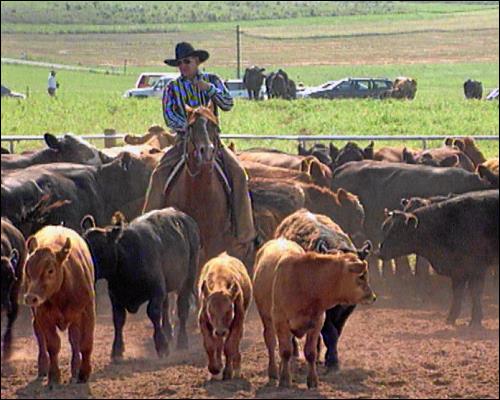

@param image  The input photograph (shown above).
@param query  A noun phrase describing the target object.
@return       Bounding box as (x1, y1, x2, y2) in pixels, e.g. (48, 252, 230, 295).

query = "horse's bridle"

(183, 115, 221, 178)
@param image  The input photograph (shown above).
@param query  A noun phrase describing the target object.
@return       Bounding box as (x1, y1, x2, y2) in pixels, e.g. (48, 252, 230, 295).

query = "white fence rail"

(1, 133, 498, 154)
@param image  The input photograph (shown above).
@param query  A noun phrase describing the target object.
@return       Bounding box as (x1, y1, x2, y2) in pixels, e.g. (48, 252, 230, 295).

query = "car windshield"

(321, 81, 338, 89)
(226, 81, 245, 91)
(153, 78, 172, 90)
(332, 81, 351, 90)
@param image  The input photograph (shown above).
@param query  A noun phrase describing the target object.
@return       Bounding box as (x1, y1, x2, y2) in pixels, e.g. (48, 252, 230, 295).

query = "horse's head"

(185, 102, 220, 166)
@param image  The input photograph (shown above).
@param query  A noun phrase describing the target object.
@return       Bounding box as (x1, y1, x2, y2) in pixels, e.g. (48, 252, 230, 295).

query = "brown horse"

(162, 105, 253, 270)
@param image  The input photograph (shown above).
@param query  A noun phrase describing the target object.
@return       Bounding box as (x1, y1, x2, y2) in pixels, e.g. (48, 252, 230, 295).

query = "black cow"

(1, 152, 152, 237)
(1, 218, 27, 361)
(331, 160, 498, 250)
(463, 79, 483, 100)
(298, 143, 333, 167)
(332, 142, 374, 171)
(380, 190, 499, 327)
(81, 208, 201, 360)
(274, 209, 372, 370)
(1, 133, 113, 170)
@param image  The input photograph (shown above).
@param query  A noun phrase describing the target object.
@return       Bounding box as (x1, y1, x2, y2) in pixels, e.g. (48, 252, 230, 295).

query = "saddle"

(162, 147, 232, 201)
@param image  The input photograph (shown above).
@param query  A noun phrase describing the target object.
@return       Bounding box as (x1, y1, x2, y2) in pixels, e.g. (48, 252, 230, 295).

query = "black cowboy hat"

(164, 42, 210, 67)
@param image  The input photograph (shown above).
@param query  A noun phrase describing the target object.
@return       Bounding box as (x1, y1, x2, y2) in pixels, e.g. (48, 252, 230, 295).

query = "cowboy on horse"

(143, 42, 256, 254)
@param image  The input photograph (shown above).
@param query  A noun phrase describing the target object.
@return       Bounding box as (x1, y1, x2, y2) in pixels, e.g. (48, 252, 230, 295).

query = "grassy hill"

(4, 1, 498, 30)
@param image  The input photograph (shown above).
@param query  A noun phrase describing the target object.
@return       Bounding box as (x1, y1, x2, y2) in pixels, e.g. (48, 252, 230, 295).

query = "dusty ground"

(1, 278, 498, 399)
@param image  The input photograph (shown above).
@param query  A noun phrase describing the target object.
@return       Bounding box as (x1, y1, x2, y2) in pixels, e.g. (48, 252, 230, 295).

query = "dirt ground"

(1, 278, 498, 399)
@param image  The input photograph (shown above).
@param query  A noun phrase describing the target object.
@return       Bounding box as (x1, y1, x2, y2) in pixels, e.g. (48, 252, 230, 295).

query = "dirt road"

(1, 280, 498, 399)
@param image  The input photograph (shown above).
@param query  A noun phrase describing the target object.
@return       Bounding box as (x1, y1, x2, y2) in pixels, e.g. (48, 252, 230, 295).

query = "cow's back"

(331, 161, 493, 242)
(416, 190, 499, 268)
(253, 239, 304, 319)
(201, 253, 252, 310)
(275, 209, 355, 252)
(119, 208, 200, 293)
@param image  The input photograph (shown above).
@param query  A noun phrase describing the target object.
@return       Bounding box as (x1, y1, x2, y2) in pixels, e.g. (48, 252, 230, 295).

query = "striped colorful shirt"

(163, 71, 233, 134)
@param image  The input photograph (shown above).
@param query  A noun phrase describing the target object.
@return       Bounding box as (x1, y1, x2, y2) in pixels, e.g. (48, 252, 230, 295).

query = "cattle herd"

(242, 66, 499, 101)
(1, 126, 498, 392)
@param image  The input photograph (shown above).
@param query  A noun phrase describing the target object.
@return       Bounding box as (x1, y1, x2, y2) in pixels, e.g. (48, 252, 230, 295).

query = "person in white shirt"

(48, 70, 58, 96)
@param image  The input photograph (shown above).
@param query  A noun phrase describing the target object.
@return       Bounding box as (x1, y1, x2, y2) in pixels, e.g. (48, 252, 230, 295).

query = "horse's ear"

(185, 105, 194, 115)
(300, 158, 312, 174)
(227, 142, 236, 153)
(201, 281, 210, 298)
(27, 236, 39, 255)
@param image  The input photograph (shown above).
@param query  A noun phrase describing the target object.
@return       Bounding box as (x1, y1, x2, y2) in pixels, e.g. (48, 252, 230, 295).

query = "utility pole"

(236, 25, 241, 79)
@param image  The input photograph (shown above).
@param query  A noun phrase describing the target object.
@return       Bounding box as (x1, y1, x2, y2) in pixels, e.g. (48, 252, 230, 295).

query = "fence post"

(422, 139, 427, 150)
(236, 25, 241, 79)
(104, 128, 117, 148)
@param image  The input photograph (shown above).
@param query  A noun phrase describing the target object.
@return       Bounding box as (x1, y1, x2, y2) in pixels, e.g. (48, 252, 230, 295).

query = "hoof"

(307, 376, 319, 389)
(176, 337, 188, 350)
(223, 368, 233, 380)
(325, 361, 340, 372)
(111, 354, 124, 364)
(210, 371, 223, 381)
(468, 320, 484, 330)
(278, 378, 291, 388)
(47, 380, 61, 390)
(157, 343, 170, 359)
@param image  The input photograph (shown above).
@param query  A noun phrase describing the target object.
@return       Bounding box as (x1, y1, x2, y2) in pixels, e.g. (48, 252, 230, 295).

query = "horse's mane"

(186, 105, 219, 127)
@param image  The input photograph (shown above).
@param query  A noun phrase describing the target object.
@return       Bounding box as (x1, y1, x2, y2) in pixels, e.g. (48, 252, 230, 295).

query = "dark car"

(297, 78, 393, 99)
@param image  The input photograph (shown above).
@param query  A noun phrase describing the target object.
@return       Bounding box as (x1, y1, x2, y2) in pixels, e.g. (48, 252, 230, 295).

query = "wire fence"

(1, 132, 498, 154)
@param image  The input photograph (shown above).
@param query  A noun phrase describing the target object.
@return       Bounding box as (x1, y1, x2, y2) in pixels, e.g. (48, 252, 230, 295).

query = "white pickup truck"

(123, 72, 179, 98)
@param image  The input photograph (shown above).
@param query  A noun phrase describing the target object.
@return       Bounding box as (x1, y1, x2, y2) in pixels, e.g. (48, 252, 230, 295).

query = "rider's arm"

(163, 81, 187, 133)
(205, 74, 234, 112)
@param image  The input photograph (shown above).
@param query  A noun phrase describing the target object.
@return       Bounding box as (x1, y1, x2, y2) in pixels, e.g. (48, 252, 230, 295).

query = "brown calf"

(253, 239, 376, 388)
(198, 253, 253, 380)
(123, 125, 175, 149)
(23, 226, 95, 387)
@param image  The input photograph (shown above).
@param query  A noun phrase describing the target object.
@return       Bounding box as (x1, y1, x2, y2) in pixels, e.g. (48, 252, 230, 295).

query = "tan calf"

(198, 253, 252, 380)
(23, 226, 95, 388)
(253, 239, 376, 389)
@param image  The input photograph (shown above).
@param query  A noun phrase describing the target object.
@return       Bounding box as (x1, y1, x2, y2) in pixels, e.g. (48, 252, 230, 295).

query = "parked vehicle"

(124, 74, 178, 98)
(225, 79, 267, 99)
(134, 72, 178, 89)
(1, 85, 26, 99)
(296, 78, 393, 99)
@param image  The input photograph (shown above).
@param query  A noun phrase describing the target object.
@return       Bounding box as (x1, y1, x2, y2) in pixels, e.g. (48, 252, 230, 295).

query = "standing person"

(143, 42, 256, 252)
(47, 70, 58, 96)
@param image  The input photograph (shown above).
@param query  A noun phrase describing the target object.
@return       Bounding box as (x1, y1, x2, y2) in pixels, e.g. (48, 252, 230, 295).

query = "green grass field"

(1, 62, 498, 157)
